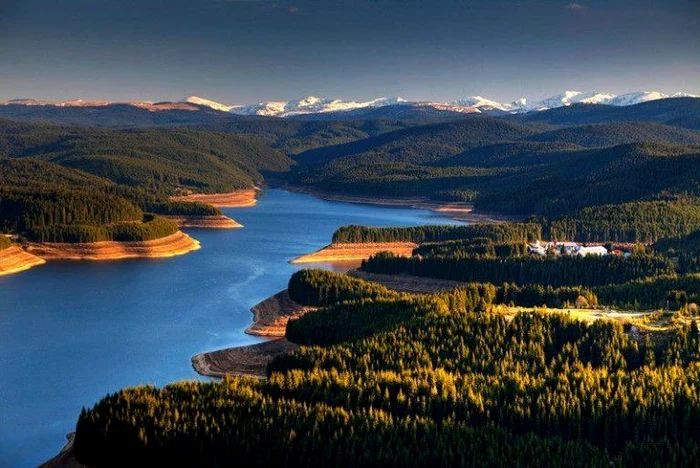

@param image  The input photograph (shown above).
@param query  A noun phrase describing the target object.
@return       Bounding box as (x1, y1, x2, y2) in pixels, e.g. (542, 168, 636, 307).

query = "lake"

(0, 189, 463, 467)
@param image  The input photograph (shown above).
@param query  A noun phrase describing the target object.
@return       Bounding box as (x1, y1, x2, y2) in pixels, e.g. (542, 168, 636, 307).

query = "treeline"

(142, 200, 221, 217)
(414, 237, 529, 258)
(0, 158, 229, 242)
(596, 274, 700, 310)
(0, 187, 143, 233)
(26, 215, 178, 243)
(656, 230, 700, 274)
(430, 189, 479, 202)
(287, 297, 436, 346)
(74, 381, 655, 467)
(333, 223, 541, 244)
(362, 251, 674, 287)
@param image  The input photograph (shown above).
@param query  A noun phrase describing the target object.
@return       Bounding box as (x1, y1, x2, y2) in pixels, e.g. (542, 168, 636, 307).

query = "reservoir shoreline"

(166, 215, 243, 229)
(24, 231, 200, 261)
(0, 246, 46, 276)
(170, 188, 259, 208)
(290, 241, 418, 264)
(192, 289, 312, 379)
(271, 183, 521, 224)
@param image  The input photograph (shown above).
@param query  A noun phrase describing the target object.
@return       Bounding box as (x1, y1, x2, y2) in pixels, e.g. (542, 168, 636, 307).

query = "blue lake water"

(0, 189, 463, 467)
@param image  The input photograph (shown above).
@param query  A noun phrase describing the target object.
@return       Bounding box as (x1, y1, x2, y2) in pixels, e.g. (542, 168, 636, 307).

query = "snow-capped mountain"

(227, 96, 408, 117)
(451, 96, 511, 112)
(3, 90, 698, 117)
(603, 91, 690, 107)
(448, 90, 698, 114)
(183, 96, 234, 112)
(531, 91, 617, 110)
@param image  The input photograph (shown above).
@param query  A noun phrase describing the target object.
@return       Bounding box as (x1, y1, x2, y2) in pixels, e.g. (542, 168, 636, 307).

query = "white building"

(574, 245, 608, 257)
(528, 241, 608, 257)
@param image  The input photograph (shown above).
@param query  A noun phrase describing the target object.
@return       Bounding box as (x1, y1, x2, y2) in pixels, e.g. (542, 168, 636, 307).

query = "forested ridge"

(332, 223, 542, 243)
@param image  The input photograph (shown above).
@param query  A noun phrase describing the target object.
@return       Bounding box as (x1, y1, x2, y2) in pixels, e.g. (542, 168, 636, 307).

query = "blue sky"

(1, 0, 698, 103)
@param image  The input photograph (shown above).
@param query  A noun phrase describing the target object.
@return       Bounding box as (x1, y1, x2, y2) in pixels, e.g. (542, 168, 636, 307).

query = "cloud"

(566, 3, 588, 10)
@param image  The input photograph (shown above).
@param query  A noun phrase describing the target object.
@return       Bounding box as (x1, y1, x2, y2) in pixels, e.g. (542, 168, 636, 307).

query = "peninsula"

(192, 289, 311, 378)
(170, 189, 259, 208)
(291, 242, 417, 264)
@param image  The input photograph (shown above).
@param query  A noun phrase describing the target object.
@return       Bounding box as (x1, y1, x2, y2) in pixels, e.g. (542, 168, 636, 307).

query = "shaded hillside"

(524, 121, 700, 147)
(0, 103, 232, 128)
(474, 142, 700, 215)
(293, 117, 544, 167)
(517, 97, 700, 129)
(194, 117, 413, 154)
(0, 104, 418, 155)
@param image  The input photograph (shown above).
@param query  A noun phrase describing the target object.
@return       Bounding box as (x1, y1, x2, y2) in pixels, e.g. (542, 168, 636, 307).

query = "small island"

(291, 241, 417, 264)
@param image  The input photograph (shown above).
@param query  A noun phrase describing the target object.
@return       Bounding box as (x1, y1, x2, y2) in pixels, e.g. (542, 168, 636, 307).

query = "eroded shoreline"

(170, 188, 258, 208)
(166, 215, 243, 229)
(291, 242, 418, 264)
(276, 184, 521, 224)
(246, 289, 315, 337)
(192, 289, 312, 379)
(24, 231, 201, 261)
(0, 245, 46, 276)
(192, 339, 299, 379)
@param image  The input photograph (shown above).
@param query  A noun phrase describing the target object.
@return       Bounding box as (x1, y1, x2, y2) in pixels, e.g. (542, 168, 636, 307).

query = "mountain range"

(2, 90, 697, 119)
(187, 90, 698, 117)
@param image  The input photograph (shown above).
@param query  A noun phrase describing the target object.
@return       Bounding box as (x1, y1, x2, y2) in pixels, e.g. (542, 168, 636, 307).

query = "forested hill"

(516, 97, 700, 129)
(0, 103, 232, 128)
(0, 118, 292, 194)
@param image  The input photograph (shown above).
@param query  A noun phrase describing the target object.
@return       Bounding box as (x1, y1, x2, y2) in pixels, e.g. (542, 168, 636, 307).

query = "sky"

(1, 0, 699, 104)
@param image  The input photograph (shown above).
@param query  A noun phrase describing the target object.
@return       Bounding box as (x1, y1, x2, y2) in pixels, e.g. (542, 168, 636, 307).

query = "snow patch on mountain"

(183, 96, 234, 112)
(451, 96, 510, 111)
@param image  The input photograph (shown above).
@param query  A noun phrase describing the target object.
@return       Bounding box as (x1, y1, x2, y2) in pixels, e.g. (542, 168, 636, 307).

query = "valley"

(3, 95, 700, 467)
